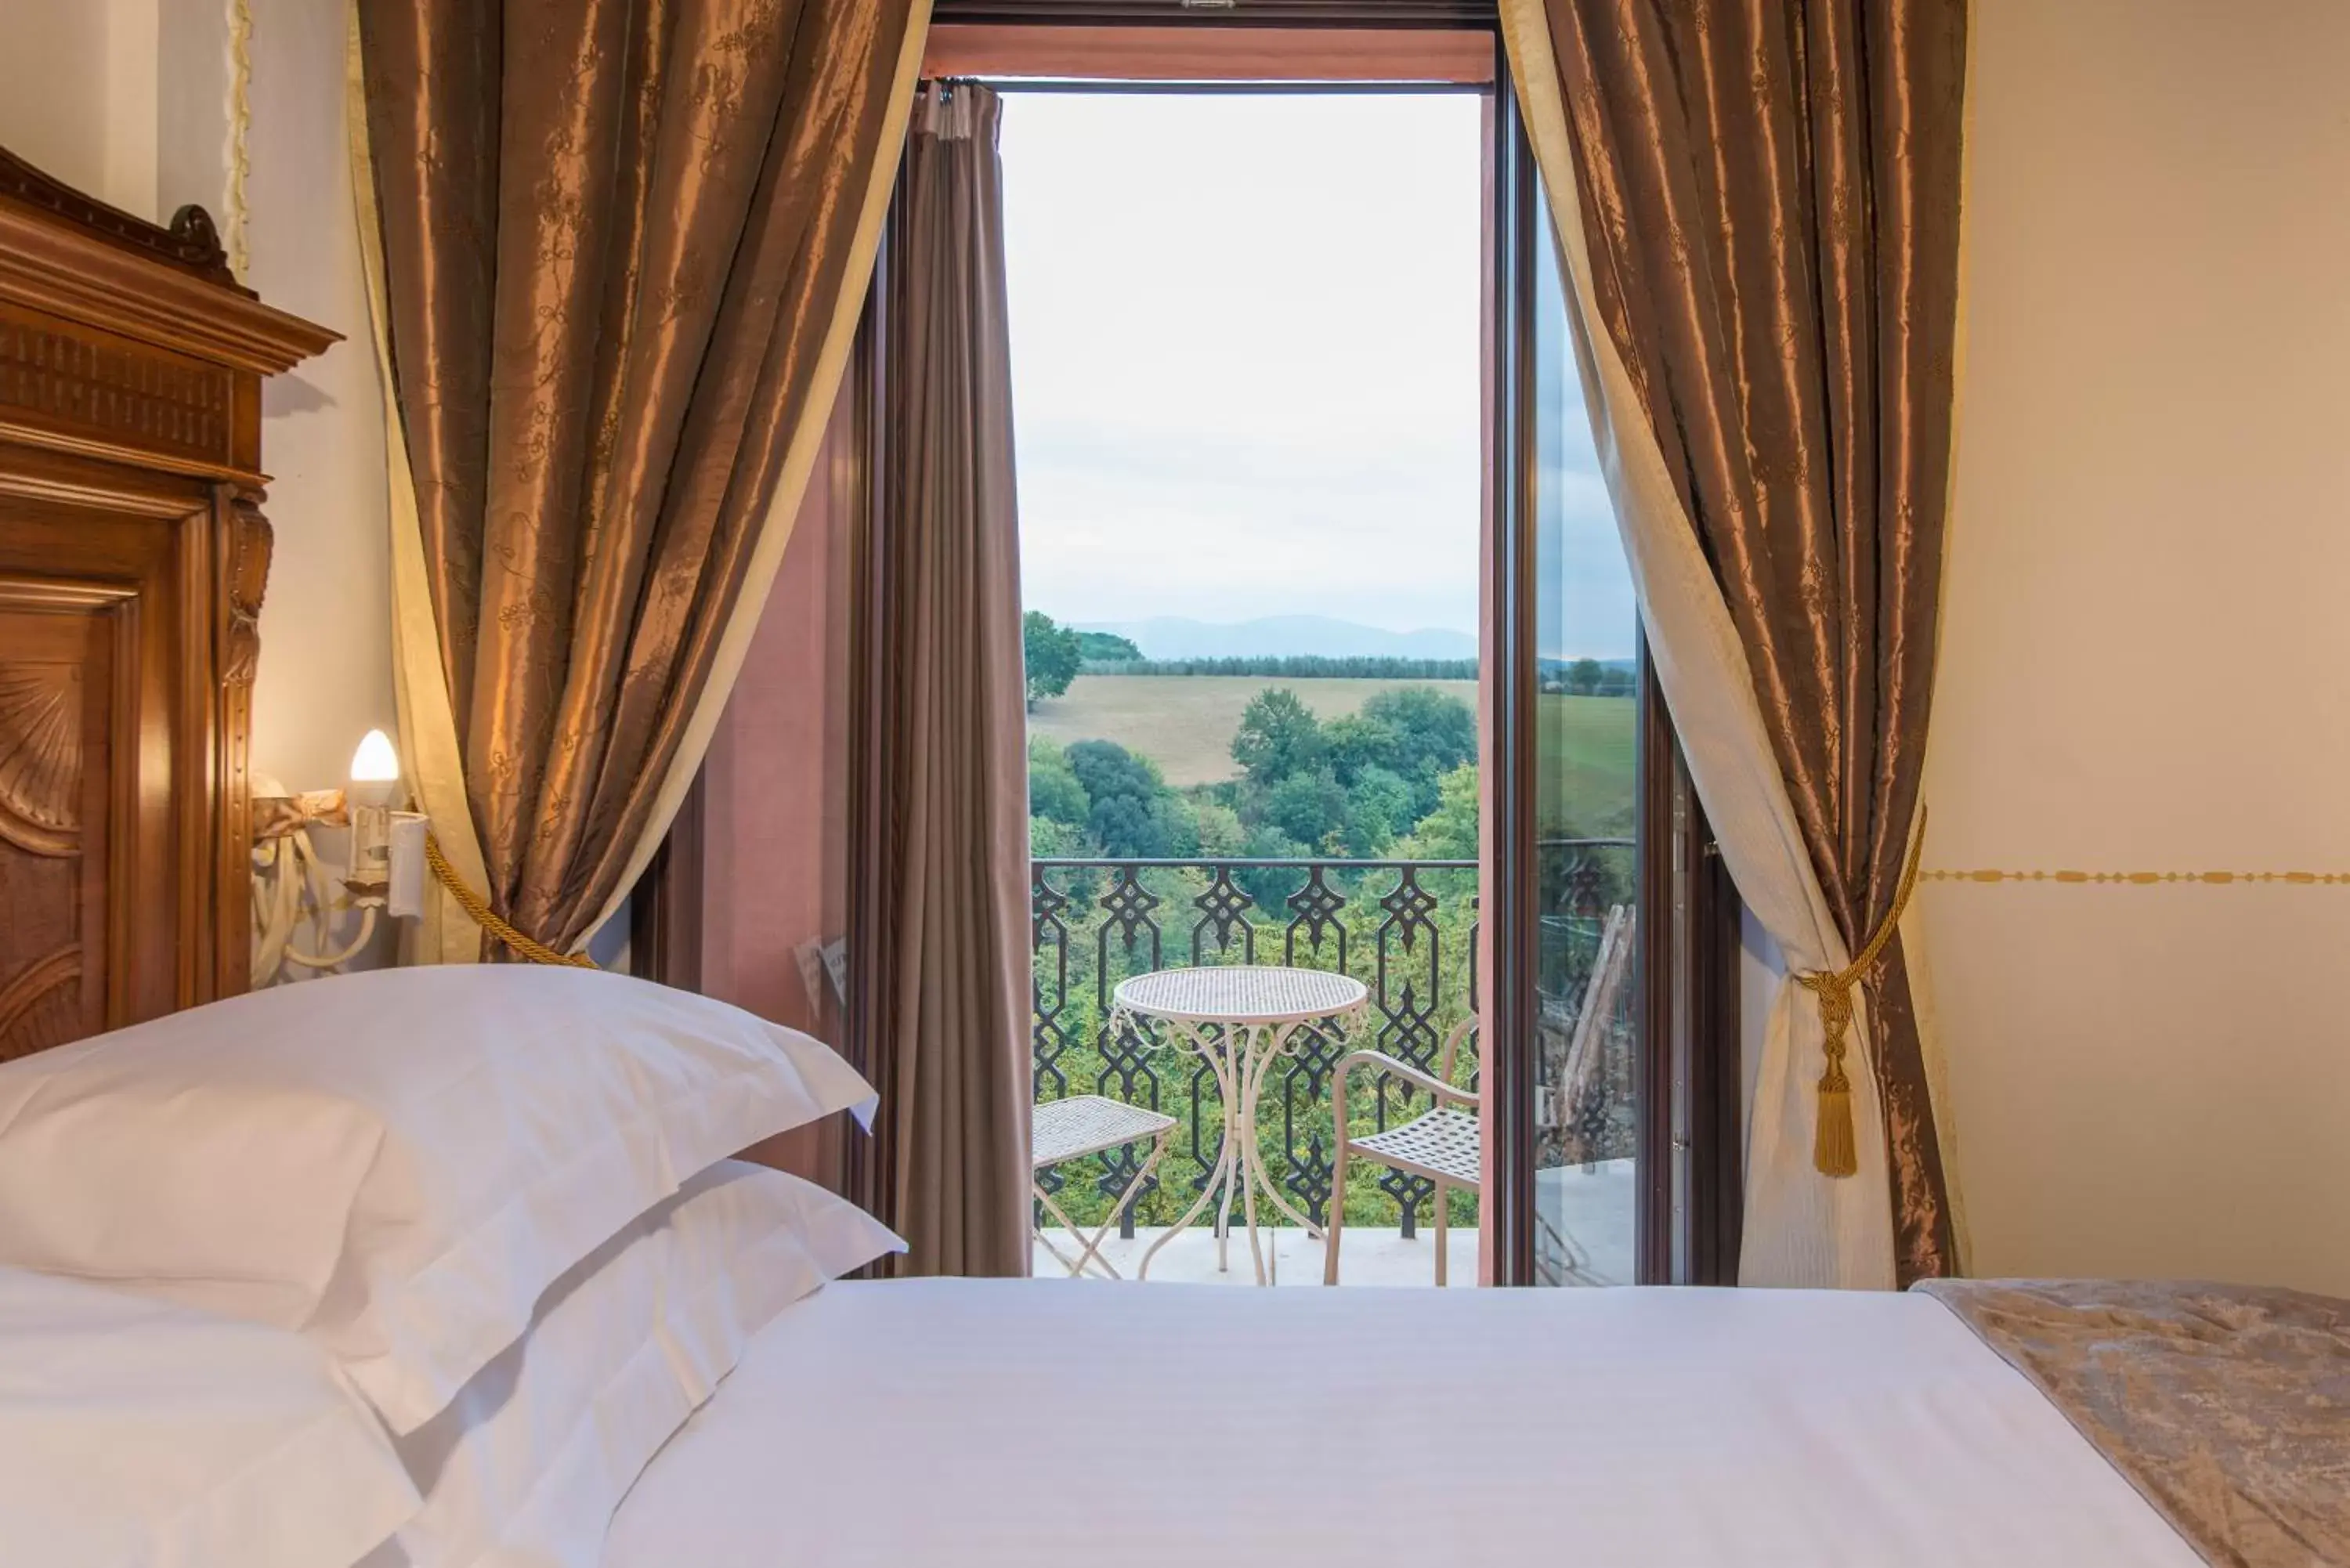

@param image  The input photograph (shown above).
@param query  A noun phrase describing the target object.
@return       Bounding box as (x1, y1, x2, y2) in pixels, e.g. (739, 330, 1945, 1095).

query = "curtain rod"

(934, 76, 1489, 95)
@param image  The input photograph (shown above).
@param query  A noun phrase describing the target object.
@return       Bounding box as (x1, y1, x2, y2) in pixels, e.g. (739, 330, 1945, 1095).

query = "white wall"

(0, 0, 396, 793)
(241, 0, 397, 792)
(1922, 0, 2350, 1294)
(0, 1, 114, 203)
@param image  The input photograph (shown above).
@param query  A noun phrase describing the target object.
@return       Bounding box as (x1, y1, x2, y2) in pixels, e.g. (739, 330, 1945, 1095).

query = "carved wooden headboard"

(0, 147, 335, 1063)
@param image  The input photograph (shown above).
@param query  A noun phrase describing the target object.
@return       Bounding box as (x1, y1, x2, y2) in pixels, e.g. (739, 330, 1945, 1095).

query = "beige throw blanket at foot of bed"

(1917, 1279, 2350, 1568)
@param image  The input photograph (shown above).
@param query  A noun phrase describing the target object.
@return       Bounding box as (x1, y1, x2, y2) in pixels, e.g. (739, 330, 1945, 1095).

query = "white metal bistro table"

(1110, 965, 1371, 1285)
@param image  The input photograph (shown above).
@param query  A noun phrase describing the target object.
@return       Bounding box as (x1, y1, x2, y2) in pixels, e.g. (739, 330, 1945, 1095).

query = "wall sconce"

(346, 728, 400, 903)
(250, 731, 427, 981)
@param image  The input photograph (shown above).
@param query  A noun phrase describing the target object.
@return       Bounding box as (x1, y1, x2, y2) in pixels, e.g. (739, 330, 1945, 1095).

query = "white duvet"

(605, 1279, 2197, 1567)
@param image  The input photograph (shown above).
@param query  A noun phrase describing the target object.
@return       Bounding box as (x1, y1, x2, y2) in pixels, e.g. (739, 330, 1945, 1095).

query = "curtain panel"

(850, 81, 1033, 1276)
(349, 0, 927, 959)
(1501, 0, 1968, 1287)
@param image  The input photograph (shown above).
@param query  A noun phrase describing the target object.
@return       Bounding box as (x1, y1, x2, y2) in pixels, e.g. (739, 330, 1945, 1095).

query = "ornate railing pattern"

(1029, 844, 1634, 1240)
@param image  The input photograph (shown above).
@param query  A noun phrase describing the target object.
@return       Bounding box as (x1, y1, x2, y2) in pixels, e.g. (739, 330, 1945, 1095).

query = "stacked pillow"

(0, 964, 902, 1567)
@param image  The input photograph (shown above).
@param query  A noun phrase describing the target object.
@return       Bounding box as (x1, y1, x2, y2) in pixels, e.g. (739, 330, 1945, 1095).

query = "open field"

(1029, 675, 1477, 786)
(1028, 675, 1637, 830)
(1539, 692, 1638, 837)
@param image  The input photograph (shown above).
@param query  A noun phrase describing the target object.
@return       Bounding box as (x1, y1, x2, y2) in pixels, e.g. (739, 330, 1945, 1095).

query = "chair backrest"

(1437, 1014, 1480, 1086)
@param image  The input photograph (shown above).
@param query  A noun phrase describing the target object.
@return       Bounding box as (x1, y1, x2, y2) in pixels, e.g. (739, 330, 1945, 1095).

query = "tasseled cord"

(1793, 811, 1927, 1178)
(423, 834, 598, 969)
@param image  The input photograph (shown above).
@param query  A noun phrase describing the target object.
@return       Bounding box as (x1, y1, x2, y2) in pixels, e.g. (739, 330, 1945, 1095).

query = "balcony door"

(1487, 70, 1741, 1288)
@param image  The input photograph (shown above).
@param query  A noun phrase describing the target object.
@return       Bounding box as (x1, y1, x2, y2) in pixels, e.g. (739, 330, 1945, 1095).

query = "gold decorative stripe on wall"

(1922, 869, 2350, 885)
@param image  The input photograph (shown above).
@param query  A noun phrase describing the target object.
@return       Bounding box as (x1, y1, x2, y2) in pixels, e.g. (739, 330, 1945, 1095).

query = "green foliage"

(1564, 656, 1605, 695)
(1027, 815, 1096, 859)
(1359, 686, 1477, 791)
(1023, 611, 1083, 707)
(1066, 738, 1162, 802)
(1086, 655, 1478, 680)
(1230, 688, 1327, 785)
(1597, 665, 1635, 697)
(1148, 793, 1202, 858)
(1191, 799, 1248, 857)
(1321, 713, 1400, 786)
(1075, 630, 1144, 663)
(1397, 763, 1480, 861)
(1341, 765, 1418, 856)
(1263, 768, 1349, 848)
(1067, 740, 1171, 858)
(1027, 738, 1090, 826)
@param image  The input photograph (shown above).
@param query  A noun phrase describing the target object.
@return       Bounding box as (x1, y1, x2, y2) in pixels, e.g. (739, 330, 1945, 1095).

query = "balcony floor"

(1034, 1158, 1634, 1287)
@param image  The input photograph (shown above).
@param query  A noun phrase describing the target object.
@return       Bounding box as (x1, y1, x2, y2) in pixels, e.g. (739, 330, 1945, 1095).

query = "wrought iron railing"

(1029, 843, 1635, 1241)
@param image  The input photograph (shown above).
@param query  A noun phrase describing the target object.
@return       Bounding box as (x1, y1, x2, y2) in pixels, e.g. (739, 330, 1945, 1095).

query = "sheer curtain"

(348, 0, 927, 963)
(1501, 0, 1969, 1286)
(849, 81, 1032, 1276)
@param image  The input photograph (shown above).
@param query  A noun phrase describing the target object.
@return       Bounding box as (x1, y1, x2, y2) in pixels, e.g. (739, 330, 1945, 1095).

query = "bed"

(606, 1277, 2207, 1568)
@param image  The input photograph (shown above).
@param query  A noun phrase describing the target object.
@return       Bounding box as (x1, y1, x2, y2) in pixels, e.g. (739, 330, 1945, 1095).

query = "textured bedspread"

(1918, 1279, 2350, 1568)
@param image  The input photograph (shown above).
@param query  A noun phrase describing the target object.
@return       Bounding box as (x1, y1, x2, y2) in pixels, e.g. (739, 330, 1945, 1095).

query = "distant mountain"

(1072, 615, 1479, 662)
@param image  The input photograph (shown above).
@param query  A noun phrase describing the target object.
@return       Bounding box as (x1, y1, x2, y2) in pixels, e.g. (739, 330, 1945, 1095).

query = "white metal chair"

(1324, 903, 1636, 1287)
(1031, 1095, 1177, 1280)
(1325, 1016, 1481, 1286)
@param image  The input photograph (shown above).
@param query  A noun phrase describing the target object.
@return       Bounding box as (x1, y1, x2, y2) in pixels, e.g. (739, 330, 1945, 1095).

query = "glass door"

(1488, 69, 1738, 1288)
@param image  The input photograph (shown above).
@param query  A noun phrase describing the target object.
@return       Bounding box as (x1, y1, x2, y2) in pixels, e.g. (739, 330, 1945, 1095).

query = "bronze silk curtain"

(851, 81, 1032, 1275)
(1524, 0, 1966, 1284)
(355, 0, 921, 954)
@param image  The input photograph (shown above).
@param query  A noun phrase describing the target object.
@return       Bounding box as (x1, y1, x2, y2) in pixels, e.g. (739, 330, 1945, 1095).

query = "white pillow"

(0, 964, 877, 1433)
(0, 1265, 420, 1568)
(369, 1160, 902, 1568)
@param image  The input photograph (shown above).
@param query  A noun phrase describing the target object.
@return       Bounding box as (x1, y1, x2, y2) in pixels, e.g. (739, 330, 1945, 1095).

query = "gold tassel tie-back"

(423, 835, 598, 969)
(1793, 808, 1928, 1179)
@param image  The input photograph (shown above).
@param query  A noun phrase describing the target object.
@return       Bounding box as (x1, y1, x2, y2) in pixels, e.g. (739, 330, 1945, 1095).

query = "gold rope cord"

(1795, 809, 1928, 1179)
(423, 836, 598, 969)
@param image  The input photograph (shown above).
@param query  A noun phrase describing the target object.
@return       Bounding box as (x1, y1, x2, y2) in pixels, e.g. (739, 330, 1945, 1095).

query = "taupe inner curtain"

(1506, 0, 1966, 1284)
(852, 81, 1032, 1276)
(353, 0, 923, 956)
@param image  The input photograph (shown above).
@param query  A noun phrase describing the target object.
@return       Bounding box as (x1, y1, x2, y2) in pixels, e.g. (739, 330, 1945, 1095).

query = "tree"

(1231, 688, 1326, 784)
(1322, 712, 1400, 786)
(1027, 739, 1090, 826)
(1360, 685, 1476, 815)
(1075, 630, 1144, 663)
(1027, 815, 1095, 859)
(1065, 739, 1162, 807)
(1264, 768, 1349, 849)
(1342, 765, 1418, 856)
(1192, 799, 1248, 857)
(1597, 664, 1635, 698)
(1086, 793, 1166, 858)
(1022, 611, 1083, 707)
(1148, 793, 1202, 858)
(1565, 657, 1605, 695)
(1397, 762, 1480, 861)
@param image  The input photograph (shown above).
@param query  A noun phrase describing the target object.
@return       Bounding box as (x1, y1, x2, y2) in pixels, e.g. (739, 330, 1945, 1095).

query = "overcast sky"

(999, 89, 1634, 658)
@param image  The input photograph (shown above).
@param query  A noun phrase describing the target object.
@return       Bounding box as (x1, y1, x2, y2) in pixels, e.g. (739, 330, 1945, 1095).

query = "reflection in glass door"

(1524, 209, 1644, 1286)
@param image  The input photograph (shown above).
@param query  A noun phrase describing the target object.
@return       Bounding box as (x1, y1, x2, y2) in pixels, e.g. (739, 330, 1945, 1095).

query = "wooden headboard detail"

(0, 147, 335, 1063)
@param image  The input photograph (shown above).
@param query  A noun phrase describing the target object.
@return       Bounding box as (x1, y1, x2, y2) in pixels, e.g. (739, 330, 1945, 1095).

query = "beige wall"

(241, 0, 398, 793)
(1922, 0, 2350, 1294)
(0, 1, 114, 202)
(0, 0, 396, 795)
